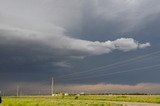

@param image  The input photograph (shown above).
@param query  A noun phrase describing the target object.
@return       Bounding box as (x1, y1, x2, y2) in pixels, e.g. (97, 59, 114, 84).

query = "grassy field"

(0, 96, 122, 106)
(76, 95, 160, 103)
(1, 95, 160, 106)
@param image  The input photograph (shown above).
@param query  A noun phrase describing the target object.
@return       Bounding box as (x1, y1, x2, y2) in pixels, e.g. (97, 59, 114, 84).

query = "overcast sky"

(0, 0, 160, 95)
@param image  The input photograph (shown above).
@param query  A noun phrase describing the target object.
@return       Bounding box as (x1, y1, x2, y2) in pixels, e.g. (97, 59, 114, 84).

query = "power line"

(57, 50, 160, 79)
(63, 55, 158, 79)
(61, 64, 160, 81)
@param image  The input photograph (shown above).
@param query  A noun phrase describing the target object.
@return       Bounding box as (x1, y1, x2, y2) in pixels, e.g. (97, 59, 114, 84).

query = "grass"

(0, 96, 122, 106)
(74, 95, 160, 103)
(1, 95, 160, 106)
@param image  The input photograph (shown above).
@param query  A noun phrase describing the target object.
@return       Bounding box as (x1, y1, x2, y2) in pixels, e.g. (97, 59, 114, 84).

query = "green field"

(76, 95, 160, 103)
(0, 96, 121, 106)
(1, 95, 160, 106)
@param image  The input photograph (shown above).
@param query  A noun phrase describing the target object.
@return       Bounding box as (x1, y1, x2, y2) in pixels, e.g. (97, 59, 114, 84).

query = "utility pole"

(17, 86, 19, 97)
(2, 91, 5, 96)
(51, 77, 54, 95)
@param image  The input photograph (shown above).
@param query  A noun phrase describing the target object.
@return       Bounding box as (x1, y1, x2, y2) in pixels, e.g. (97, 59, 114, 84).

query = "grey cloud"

(0, 0, 157, 93)
(53, 62, 71, 68)
(83, 0, 160, 33)
(0, 28, 150, 56)
(0, 0, 151, 58)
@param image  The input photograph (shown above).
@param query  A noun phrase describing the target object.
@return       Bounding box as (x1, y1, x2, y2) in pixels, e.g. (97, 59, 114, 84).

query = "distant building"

(76, 94, 80, 96)
(52, 92, 69, 96)
(52, 94, 58, 96)
(64, 93, 69, 96)
(80, 92, 85, 95)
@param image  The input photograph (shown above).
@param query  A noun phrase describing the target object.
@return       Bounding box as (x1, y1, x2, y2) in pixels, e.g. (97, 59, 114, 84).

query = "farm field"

(1, 95, 160, 106)
(0, 96, 122, 106)
(76, 95, 160, 103)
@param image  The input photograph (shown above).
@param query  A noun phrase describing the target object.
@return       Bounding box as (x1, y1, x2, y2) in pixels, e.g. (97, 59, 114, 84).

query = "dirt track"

(109, 101, 160, 106)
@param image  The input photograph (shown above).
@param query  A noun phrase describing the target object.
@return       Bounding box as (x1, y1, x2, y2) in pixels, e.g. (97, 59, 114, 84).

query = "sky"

(0, 0, 160, 95)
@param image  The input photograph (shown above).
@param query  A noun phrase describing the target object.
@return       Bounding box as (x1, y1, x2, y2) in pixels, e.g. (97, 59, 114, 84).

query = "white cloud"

(139, 42, 151, 49)
(0, 28, 150, 56)
(113, 38, 150, 51)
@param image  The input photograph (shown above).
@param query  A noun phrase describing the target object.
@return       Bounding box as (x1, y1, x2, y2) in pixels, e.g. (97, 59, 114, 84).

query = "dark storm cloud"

(76, 0, 160, 40)
(0, 0, 160, 94)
